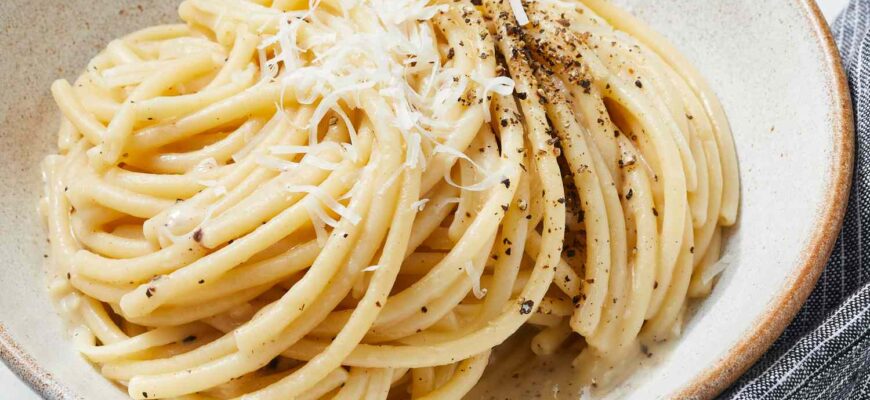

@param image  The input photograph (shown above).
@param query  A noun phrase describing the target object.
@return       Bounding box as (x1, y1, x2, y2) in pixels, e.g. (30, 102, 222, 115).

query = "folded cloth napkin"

(721, 2, 869, 399)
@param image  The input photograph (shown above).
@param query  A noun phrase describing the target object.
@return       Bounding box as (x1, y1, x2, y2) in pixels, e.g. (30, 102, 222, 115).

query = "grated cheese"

(411, 198, 430, 212)
(444, 164, 514, 192)
(464, 260, 488, 299)
(308, 82, 374, 146)
(509, 0, 530, 26)
(302, 200, 330, 247)
(433, 144, 514, 192)
(362, 265, 381, 272)
(702, 251, 732, 285)
(258, 0, 506, 181)
(433, 144, 486, 173)
(470, 72, 516, 122)
(286, 184, 361, 225)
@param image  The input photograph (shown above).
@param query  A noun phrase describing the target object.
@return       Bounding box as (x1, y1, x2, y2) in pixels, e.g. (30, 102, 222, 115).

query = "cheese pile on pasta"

(39, 0, 739, 398)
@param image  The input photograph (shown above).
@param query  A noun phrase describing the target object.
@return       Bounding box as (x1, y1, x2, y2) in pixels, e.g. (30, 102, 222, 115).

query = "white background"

(0, 0, 851, 398)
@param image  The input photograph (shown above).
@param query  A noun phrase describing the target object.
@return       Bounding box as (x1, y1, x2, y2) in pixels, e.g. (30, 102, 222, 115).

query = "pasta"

(39, 0, 739, 398)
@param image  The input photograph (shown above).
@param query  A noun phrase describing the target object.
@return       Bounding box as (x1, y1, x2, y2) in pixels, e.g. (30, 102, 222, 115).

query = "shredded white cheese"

(411, 198, 430, 212)
(362, 265, 381, 272)
(434, 144, 514, 192)
(509, 0, 530, 26)
(302, 200, 330, 247)
(286, 184, 361, 225)
(258, 0, 506, 181)
(464, 260, 488, 299)
(470, 72, 515, 122)
(433, 144, 486, 172)
(444, 164, 514, 192)
(702, 251, 732, 285)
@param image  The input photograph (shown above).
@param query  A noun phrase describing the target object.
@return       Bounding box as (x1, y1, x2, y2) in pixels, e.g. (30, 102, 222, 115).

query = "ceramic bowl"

(0, 0, 852, 399)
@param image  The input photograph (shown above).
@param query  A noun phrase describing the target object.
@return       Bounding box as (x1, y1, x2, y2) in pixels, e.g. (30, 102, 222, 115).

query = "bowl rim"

(676, 0, 855, 398)
(0, 0, 854, 399)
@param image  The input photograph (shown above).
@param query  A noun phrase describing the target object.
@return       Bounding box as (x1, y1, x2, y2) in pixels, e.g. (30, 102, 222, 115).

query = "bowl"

(0, 0, 852, 398)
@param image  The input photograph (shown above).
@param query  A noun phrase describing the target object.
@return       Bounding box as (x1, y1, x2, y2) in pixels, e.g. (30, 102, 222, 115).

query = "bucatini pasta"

(39, 0, 739, 398)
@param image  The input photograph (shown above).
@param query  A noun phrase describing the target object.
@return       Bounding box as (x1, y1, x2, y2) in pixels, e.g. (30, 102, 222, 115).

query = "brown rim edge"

(675, 1, 855, 399)
(0, 1, 856, 400)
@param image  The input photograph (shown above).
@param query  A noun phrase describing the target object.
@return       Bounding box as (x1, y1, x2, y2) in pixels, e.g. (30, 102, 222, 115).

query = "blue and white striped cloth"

(722, 2, 870, 398)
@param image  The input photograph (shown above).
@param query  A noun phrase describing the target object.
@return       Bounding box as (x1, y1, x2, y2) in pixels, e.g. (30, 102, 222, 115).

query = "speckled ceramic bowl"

(0, 0, 852, 399)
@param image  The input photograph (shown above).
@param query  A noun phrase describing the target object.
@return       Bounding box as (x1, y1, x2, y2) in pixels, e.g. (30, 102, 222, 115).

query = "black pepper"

(519, 300, 534, 314)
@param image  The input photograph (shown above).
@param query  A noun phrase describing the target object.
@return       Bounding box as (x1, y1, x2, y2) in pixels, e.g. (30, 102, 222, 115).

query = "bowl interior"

(0, 1, 849, 399)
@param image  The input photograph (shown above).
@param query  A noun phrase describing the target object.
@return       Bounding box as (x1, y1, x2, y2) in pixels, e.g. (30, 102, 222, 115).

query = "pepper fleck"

(519, 300, 534, 315)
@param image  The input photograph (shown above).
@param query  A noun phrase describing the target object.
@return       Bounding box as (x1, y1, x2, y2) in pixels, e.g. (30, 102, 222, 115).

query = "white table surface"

(0, 0, 851, 398)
